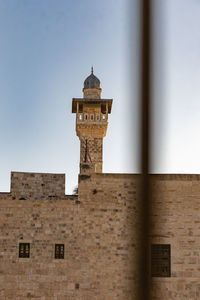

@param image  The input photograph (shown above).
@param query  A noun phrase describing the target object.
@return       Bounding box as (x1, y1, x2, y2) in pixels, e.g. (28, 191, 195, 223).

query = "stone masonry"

(150, 174, 200, 300)
(1, 172, 200, 299)
(0, 172, 138, 300)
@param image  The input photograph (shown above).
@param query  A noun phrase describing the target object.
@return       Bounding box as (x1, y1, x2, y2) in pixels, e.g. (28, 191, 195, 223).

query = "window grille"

(19, 243, 30, 258)
(55, 244, 64, 259)
(151, 244, 171, 277)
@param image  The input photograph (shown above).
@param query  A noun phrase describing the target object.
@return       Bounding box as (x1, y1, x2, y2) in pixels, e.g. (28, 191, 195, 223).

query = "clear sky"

(0, 1, 200, 194)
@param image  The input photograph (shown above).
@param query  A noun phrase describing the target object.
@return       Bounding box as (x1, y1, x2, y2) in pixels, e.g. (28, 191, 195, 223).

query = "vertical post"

(140, 0, 151, 299)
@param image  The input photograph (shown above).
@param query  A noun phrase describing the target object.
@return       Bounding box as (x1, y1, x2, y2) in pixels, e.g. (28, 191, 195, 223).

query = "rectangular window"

(55, 244, 64, 259)
(79, 104, 83, 113)
(101, 104, 106, 114)
(151, 244, 171, 277)
(19, 243, 30, 258)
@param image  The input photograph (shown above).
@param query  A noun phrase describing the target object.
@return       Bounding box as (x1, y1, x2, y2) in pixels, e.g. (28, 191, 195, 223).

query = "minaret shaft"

(80, 137, 102, 174)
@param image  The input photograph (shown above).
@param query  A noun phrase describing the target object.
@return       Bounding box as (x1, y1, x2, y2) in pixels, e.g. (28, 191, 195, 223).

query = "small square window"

(151, 244, 171, 277)
(19, 243, 30, 258)
(75, 283, 80, 289)
(55, 244, 64, 259)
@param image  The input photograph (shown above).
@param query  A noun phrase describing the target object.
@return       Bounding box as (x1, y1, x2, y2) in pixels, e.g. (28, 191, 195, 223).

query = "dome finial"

(91, 66, 93, 74)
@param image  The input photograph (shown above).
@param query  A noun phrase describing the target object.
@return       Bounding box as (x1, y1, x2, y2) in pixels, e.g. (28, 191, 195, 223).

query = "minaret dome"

(83, 67, 102, 99)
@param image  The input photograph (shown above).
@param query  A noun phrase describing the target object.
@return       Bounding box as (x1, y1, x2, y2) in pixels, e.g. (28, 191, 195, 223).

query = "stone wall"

(1, 172, 200, 299)
(11, 172, 65, 198)
(0, 172, 138, 299)
(150, 174, 200, 300)
(77, 173, 139, 300)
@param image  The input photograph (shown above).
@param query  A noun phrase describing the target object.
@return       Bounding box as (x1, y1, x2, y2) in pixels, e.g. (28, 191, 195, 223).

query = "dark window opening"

(19, 243, 30, 258)
(75, 283, 80, 289)
(79, 104, 83, 112)
(151, 244, 171, 277)
(101, 104, 106, 114)
(55, 244, 64, 259)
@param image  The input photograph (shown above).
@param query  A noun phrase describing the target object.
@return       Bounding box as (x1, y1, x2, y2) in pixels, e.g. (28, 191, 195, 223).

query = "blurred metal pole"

(140, 0, 151, 299)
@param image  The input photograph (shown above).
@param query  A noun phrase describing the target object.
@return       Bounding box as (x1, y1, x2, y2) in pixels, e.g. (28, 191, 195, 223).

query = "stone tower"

(72, 68, 113, 174)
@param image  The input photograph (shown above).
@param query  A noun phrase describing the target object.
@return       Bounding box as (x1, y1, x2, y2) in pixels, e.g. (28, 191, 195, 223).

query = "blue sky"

(0, 1, 200, 193)
(152, 0, 200, 173)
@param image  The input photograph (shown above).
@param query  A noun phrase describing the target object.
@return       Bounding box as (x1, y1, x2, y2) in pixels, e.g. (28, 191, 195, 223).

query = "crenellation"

(10, 172, 65, 198)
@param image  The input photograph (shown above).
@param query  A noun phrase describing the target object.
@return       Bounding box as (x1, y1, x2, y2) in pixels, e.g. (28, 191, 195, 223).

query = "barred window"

(55, 244, 64, 259)
(19, 243, 30, 258)
(151, 244, 171, 277)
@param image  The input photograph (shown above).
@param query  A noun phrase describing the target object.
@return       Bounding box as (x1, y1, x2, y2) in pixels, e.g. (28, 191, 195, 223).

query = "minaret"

(72, 68, 113, 174)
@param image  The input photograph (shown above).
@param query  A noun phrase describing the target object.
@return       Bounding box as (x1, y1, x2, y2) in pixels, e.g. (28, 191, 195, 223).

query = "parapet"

(10, 172, 65, 198)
